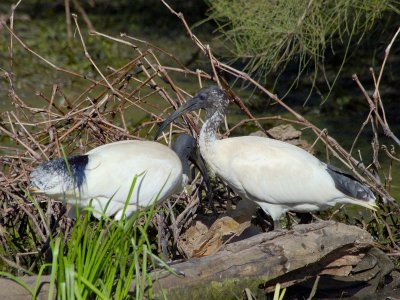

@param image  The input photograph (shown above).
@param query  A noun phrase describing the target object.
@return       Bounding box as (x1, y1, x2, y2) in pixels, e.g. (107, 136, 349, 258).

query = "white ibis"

(30, 134, 207, 220)
(155, 86, 377, 229)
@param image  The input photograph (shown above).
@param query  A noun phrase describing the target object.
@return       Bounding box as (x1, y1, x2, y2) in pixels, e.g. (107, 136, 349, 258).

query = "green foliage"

(207, 0, 399, 94)
(39, 179, 164, 300)
(42, 207, 162, 299)
(1, 176, 168, 299)
(273, 283, 286, 300)
(45, 213, 152, 299)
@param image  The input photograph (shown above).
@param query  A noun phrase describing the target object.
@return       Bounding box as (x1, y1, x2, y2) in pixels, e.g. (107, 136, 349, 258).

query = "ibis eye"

(198, 93, 206, 101)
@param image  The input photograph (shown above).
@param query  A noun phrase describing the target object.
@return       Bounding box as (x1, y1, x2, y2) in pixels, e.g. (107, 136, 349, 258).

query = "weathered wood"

(150, 221, 375, 299)
(0, 221, 385, 299)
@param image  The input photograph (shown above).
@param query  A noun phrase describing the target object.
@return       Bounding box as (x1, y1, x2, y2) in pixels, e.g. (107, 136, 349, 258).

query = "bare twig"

(72, 0, 95, 32)
(64, 0, 73, 41)
(9, 0, 22, 68)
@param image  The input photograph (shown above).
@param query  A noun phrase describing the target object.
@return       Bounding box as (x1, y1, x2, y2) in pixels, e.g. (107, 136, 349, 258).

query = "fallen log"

(0, 221, 393, 299)
(150, 221, 390, 299)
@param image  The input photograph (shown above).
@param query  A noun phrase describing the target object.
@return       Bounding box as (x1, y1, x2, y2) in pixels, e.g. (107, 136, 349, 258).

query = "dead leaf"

(178, 216, 251, 258)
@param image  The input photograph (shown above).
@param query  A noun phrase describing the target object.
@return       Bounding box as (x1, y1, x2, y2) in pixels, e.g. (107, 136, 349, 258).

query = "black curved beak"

(155, 97, 203, 140)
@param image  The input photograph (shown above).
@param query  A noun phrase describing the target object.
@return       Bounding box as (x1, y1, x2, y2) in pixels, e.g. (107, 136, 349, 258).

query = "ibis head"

(155, 86, 229, 139)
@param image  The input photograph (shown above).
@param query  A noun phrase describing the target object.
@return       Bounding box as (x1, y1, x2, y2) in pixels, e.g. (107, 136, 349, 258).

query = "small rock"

(250, 124, 313, 153)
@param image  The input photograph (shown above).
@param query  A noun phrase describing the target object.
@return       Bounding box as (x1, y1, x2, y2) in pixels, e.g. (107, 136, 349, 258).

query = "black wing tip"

(31, 155, 89, 190)
(326, 165, 375, 201)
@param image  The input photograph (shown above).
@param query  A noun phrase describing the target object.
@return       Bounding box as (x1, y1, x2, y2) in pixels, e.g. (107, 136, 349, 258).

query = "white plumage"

(30, 135, 200, 220)
(156, 86, 377, 229)
(205, 136, 372, 221)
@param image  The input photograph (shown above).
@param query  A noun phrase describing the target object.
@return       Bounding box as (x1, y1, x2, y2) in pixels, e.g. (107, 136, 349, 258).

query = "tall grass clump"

(44, 209, 159, 300)
(6, 177, 170, 299)
(42, 179, 169, 299)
